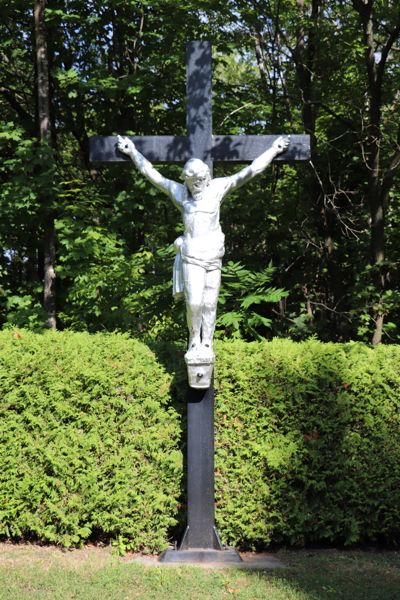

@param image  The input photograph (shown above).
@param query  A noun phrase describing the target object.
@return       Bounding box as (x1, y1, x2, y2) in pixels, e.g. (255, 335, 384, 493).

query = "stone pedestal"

(159, 547, 242, 564)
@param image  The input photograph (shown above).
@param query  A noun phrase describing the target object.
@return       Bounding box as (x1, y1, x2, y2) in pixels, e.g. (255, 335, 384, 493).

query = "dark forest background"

(1, 0, 399, 345)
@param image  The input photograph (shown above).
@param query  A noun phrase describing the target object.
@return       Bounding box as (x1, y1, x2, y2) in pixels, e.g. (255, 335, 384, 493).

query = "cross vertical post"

(176, 42, 221, 555)
(187, 41, 213, 171)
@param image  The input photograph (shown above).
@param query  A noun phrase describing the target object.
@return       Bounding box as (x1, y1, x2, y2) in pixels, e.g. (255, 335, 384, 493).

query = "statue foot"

(185, 338, 201, 358)
(201, 340, 213, 356)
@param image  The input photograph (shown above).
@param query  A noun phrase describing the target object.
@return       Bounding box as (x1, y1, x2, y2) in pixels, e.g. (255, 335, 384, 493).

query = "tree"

(34, 0, 56, 329)
(229, 0, 400, 343)
(351, 0, 400, 344)
(0, 0, 399, 343)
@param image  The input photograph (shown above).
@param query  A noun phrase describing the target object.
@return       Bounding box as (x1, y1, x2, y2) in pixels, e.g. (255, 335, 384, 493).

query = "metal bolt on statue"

(117, 134, 289, 387)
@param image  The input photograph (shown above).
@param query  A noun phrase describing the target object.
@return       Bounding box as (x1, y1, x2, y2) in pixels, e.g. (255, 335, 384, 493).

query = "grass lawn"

(0, 543, 399, 600)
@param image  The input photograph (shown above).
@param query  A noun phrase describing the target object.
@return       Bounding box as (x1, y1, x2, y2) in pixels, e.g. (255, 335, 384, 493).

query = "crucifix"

(90, 42, 310, 563)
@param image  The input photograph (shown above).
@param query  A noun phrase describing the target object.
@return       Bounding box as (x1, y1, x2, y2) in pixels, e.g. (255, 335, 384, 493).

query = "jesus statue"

(117, 135, 289, 364)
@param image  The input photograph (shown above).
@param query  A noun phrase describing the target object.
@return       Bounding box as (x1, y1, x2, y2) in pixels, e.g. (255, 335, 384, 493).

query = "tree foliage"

(0, 0, 399, 343)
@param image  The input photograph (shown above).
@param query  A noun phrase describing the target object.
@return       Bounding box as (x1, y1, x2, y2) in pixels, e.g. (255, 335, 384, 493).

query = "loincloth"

(172, 229, 225, 301)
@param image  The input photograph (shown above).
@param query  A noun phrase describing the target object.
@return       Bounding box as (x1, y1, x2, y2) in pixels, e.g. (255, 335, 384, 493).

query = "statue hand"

(272, 136, 290, 154)
(117, 135, 135, 156)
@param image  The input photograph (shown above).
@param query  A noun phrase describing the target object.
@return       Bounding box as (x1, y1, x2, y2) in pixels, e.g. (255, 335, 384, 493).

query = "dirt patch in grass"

(0, 542, 114, 570)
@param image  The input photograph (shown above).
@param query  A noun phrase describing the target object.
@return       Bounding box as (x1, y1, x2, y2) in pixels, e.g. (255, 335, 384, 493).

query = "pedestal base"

(185, 354, 215, 388)
(159, 547, 242, 564)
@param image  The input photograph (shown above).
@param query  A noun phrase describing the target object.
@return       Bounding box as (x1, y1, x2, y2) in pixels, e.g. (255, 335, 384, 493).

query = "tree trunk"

(295, 0, 348, 330)
(34, 0, 56, 328)
(35, 0, 51, 143)
(352, 0, 400, 344)
(43, 215, 56, 329)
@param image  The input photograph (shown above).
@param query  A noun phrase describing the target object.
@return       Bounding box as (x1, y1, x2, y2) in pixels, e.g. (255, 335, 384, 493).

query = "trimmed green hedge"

(1, 332, 400, 550)
(214, 339, 400, 547)
(0, 330, 182, 552)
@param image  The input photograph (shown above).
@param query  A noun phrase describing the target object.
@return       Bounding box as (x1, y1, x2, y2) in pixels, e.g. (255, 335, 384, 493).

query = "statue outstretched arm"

(219, 136, 290, 199)
(117, 136, 182, 207)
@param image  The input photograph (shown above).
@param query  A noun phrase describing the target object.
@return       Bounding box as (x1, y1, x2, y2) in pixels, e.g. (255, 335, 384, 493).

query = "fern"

(216, 261, 288, 340)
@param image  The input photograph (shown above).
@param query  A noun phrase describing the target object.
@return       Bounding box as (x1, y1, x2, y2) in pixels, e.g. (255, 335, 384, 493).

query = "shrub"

(1, 332, 400, 551)
(0, 330, 182, 552)
(214, 338, 400, 547)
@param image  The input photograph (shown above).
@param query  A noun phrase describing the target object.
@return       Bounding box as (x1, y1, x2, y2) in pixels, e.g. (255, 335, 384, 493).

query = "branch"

(308, 299, 352, 321)
(0, 87, 34, 130)
(0, 65, 34, 90)
(218, 102, 257, 127)
(377, 22, 400, 88)
(381, 146, 400, 212)
(272, 309, 296, 323)
(284, 254, 303, 273)
(352, 0, 373, 18)
(0, 50, 10, 64)
(285, 94, 356, 130)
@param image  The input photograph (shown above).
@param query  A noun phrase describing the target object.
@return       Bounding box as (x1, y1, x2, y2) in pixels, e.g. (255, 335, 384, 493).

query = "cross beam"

(90, 133, 310, 165)
(89, 41, 310, 561)
(89, 42, 310, 168)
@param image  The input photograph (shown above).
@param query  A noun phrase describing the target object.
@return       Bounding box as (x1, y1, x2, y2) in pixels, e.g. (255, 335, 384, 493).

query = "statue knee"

(203, 299, 217, 313)
(189, 301, 203, 315)
(185, 295, 202, 314)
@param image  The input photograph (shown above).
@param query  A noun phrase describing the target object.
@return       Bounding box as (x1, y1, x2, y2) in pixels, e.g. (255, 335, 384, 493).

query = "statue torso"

(181, 183, 222, 239)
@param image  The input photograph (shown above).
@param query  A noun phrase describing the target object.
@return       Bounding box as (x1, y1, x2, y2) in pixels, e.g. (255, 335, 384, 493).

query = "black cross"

(90, 42, 310, 170)
(90, 42, 310, 562)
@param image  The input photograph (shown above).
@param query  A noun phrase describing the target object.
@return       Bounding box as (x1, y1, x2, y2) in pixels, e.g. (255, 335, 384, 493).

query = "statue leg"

(182, 262, 206, 354)
(201, 268, 221, 351)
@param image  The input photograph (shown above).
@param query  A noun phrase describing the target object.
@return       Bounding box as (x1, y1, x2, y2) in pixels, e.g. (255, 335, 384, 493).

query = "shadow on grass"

(241, 548, 400, 600)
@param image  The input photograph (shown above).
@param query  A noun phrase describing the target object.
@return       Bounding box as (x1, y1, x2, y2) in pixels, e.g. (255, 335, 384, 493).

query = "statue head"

(181, 158, 211, 200)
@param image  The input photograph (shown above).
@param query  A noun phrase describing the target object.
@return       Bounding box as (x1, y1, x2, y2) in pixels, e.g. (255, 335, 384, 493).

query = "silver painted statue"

(117, 135, 289, 387)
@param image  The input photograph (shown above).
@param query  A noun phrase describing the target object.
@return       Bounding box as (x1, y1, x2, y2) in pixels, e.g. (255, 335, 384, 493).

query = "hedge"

(1, 331, 400, 551)
(0, 330, 182, 553)
(214, 338, 400, 547)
